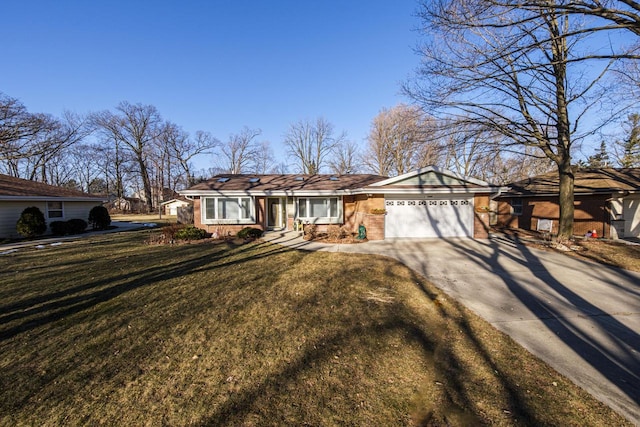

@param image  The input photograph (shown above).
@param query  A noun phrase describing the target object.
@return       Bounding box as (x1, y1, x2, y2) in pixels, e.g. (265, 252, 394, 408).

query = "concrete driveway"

(264, 232, 640, 424)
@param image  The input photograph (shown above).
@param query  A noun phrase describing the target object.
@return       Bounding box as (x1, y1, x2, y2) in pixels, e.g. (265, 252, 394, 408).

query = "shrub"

(88, 205, 111, 230)
(175, 225, 207, 240)
(303, 223, 317, 240)
(50, 221, 68, 236)
(66, 218, 88, 234)
(327, 225, 347, 240)
(237, 227, 263, 239)
(16, 206, 47, 238)
(161, 224, 185, 241)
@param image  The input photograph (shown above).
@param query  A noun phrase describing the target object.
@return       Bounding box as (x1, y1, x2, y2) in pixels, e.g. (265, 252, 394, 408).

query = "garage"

(385, 196, 474, 238)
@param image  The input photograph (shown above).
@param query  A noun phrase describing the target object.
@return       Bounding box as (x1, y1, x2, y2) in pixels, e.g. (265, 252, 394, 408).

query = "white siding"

(63, 201, 102, 223)
(623, 196, 640, 238)
(0, 201, 47, 239)
(0, 200, 102, 239)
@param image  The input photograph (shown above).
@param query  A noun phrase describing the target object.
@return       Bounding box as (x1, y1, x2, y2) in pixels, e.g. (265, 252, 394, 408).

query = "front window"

(202, 197, 254, 223)
(298, 197, 340, 221)
(47, 201, 64, 219)
(511, 199, 523, 216)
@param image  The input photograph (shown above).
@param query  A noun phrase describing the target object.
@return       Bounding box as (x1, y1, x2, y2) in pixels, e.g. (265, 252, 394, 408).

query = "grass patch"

(111, 213, 177, 226)
(570, 240, 640, 272)
(0, 231, 629, 425)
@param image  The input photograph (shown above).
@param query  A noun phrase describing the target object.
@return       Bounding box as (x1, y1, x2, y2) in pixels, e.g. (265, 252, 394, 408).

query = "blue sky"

(1, 1, 420, 171)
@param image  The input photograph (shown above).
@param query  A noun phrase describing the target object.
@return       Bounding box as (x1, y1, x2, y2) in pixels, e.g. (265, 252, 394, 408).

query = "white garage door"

(385, 197, 474, 238)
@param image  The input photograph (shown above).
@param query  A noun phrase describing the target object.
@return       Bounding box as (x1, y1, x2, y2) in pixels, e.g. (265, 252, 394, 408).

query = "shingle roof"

(0, 174, 104, 199)
(507, 168, 640, 195)
(182, 174, 388, 194)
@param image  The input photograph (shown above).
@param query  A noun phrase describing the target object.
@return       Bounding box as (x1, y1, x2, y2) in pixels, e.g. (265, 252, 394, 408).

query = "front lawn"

(571, 239, 640, 272)
(0, 231, 629, 425)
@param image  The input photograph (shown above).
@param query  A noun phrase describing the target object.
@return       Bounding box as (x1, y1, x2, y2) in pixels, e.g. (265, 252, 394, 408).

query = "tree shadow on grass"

(194, 284, 483, 426)
(0, 238, 300, 342)
(385, 236, 640, 422)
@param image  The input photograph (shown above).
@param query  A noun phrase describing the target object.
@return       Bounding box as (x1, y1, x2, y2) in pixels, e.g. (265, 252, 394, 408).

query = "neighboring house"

(496, 168, 640, 239)
(105, 196, 145, 213)
(179, 167, 501, 240)
(0, 174, 105, 239)
(161, 197, 192, 216)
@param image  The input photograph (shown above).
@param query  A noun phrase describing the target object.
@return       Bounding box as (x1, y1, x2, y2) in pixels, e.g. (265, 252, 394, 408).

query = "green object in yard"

(357, 224, 366, 240)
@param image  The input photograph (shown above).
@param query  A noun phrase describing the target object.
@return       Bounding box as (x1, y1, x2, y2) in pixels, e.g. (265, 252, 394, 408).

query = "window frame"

(201, 196, 255, 224)
(47, 201, 64, 219)
(511, 198, 523, 216)
(297, 197, 341, 223)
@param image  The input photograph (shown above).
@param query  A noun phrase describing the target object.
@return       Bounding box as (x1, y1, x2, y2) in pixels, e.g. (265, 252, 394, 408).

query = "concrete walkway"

(262, 231, 640, 424)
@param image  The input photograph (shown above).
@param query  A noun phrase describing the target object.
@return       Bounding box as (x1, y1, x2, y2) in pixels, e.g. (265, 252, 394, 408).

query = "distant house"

(496, 168, 640, 239)
(161, 197, 192, 216)
(179, 167, 502, 240)
(106, 196, 145, 213)
(0, 174, 105, 239)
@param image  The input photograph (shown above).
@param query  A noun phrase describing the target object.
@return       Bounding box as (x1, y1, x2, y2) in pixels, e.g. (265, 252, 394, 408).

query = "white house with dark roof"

(0, 174, 105, 239)
(179, 167, 502, 240)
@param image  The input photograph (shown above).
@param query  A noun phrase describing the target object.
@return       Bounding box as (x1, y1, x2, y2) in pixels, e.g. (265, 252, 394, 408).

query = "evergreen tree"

(618, 114, 640, 168)
(582, 141, 611, 168)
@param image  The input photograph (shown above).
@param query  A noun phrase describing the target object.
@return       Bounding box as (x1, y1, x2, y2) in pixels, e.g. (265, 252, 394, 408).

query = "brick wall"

(473, 193, 491, 238)
(343, 194, 385, 237)
(363, 214, 385, 240)
(496, 194, 612, 237)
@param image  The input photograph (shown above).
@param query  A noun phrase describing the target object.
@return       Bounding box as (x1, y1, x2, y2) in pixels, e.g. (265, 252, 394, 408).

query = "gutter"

(0, 196, 106, 202)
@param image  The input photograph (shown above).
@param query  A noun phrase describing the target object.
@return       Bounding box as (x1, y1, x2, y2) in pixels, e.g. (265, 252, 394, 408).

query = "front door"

(267, 198, 285, 229)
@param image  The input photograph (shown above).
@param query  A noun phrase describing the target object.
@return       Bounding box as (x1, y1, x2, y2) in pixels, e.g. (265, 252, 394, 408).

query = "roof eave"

(364, 186, 502, 195)
(0, 196, 106, 202)
(179, 189, 357, 197)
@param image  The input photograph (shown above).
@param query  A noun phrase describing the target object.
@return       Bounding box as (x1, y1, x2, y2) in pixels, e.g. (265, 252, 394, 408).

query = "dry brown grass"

(496, 227, 640, 272)
(569, 239, 640, 272)
(111, 213, 177, 225)
(0, 230, 630, 426)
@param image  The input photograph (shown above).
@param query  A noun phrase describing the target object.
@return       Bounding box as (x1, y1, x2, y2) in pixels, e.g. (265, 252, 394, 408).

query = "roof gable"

(370, 166, 491, 188)
(0, 174, 103, 200)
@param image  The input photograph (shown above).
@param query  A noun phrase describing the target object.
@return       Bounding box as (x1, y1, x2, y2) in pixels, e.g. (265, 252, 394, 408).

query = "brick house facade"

(180, 168, 502, 240)
(496, 168, 640, 239)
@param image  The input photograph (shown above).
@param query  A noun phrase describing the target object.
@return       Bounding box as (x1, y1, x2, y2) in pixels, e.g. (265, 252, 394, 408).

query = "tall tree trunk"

(138, 159, 153, 213)
(557, 158, 574, 239)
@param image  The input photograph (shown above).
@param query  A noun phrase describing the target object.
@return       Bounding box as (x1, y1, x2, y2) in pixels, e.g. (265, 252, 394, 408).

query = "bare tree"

(328, 140, 362, 174)
(0, 94, 90, 181)
(249, 140, 276, 174)
(162, 125, 218, 188)
(364, 104, 438, 176)
(284, 117, 345, 174)
(93, 136, 129, 199)
(92, 102, 163, 211)
(440, 126, 492, 179)
(503, 0, 640, 36)
(406, 0, 631, 238)
(27, 112, 91, 183)
(64, 143, 102, 192)
(220, 127, 261, 174)
(0, 93, 54, 168)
